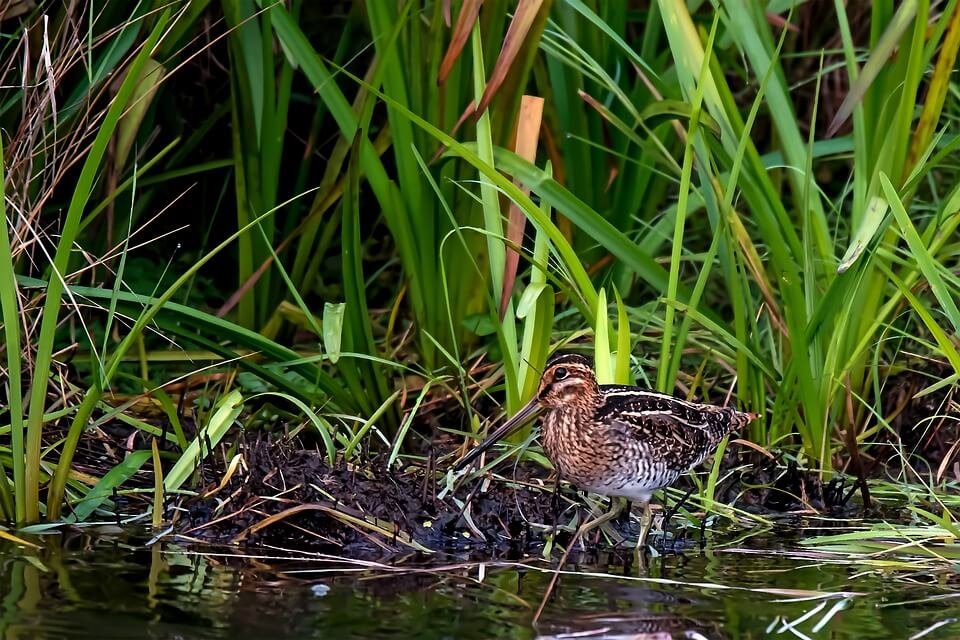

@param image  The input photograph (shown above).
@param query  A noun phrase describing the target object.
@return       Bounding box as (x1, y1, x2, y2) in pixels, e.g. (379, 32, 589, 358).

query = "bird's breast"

(540, 409, 650, 496)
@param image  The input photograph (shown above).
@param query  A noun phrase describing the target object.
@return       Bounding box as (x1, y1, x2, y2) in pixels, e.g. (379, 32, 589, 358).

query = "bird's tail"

(714, 407, 760, 442)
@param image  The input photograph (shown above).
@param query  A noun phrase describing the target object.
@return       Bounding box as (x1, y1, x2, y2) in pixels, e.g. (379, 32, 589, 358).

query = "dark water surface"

(0, 526, 957, 639)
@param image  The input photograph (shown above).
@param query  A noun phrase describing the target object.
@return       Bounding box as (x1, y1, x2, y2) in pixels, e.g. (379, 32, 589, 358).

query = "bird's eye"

(554, 367, 568, 380)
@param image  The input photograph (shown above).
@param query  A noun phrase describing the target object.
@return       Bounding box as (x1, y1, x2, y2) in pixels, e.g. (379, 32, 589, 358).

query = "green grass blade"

(881, 173, 960, 337)
(594, 288, 613, 384)
(657, 12, 715, 392)
(164, 390, 244, 493)
(24, 9, 171, 523)
(490, 148, 686, 302)
(881, 265, 960, 374)
(613, 287, 632, 385)
(827, 0, 920, 137)
(44, 184, 321, 520)
(0, 135, 25, 523)
(322, 303, 345, 364)
(561, 0, 661, 83)
(247, 392, 338, 465)
(518, 165, 556, 401)
(67, 450, 152, 523)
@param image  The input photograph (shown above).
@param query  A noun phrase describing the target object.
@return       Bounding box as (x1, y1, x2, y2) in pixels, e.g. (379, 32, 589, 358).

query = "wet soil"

(174, 435, 560, 555)
(54, 367, 957, 556)
(883, 365, 960, 477)
(166, 433, 862, 557)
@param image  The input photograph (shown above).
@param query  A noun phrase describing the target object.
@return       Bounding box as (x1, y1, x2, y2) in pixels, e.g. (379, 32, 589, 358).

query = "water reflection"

(0, 528, 957, 639)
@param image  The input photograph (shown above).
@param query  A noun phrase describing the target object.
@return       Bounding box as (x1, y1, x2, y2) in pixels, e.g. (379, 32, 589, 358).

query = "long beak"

(455, 396, 542, 470)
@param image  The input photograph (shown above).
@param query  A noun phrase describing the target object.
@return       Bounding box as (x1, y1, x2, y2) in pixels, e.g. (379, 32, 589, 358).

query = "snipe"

(456, 353, 759, 547)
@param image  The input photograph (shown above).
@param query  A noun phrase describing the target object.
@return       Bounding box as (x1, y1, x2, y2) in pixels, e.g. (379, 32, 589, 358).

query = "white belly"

(578, 458, 679, 503)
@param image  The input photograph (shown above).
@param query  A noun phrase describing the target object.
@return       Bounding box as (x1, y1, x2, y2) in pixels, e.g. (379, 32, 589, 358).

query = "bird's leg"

(660, 485, 696, 546)
(618, 499, 632, 527)
(670, 485, 697, 515)
(637, 501, 654, 550)
(550, 475, 562, 539)
(573, 497, 624, 552)
(698, 515, 708, 551)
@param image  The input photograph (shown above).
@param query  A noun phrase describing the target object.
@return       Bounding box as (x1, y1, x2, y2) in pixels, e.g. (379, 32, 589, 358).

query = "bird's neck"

(541, 389, 602, 457)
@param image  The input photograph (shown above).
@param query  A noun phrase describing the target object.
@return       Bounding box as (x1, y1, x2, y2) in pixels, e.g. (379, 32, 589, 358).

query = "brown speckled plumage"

(535, 353, 756, 503)
(457, 352, 758, 505)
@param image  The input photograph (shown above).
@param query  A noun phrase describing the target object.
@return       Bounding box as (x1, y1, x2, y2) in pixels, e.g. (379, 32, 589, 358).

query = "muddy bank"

(168, 433, 859, 556)
(174, 435, 556, 554)
(57, 366, 956, 555)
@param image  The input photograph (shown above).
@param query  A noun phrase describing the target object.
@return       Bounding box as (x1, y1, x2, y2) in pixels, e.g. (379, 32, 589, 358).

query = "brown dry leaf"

(937, 437, 960, 483)
(0, 0, 35, 22)
(201, 454, 246, 498)
(731, 438, 776, 460)
(764, 11, 799, 33)
(438, 0, 484, 85)
(477, 0, 544, 115)
(232, 503, 432, 552)
(0, 529, 39, 548)
(500, 95, 544, 319)
(905, 0, 960, 176)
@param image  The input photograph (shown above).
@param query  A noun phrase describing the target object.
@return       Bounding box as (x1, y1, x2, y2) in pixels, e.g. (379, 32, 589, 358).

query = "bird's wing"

(599, 388, 736, 434)
(611, 411, 716, 467)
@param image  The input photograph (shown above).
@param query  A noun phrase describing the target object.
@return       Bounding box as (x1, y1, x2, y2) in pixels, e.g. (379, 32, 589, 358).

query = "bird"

(455, 352, 759, 548)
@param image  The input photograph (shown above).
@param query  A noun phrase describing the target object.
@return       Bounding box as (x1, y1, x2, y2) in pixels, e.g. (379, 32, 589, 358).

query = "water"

(1, 526, 957, 639)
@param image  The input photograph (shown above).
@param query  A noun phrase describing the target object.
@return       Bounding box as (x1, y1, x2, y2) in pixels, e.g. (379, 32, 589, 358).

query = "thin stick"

(534, 498, 623, 622)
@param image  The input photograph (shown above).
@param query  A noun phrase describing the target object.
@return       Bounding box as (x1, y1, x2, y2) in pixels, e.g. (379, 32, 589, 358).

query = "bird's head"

(536, 353, 598, 409)
(453, 352, 598, 470)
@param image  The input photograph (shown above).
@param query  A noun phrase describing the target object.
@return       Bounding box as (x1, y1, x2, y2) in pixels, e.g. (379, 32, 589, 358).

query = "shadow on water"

(0, 526, 958, 639)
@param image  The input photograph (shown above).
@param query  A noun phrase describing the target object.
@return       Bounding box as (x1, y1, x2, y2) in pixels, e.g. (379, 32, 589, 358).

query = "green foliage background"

(0, 0, 958, 525)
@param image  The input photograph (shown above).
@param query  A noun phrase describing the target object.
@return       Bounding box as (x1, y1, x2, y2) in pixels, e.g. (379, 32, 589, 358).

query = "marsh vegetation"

(0, 0, 959, 636)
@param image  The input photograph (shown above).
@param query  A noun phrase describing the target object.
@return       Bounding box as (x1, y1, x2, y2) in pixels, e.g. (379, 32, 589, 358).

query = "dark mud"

(168, 432, 856, 557)
(174, 435, 559, 555)
(883, 365, 960, 477)
(53, 366, 957, 556)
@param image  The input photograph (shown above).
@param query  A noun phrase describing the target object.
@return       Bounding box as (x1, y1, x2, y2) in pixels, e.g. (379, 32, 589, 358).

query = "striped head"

(537, 353, 599, 409)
